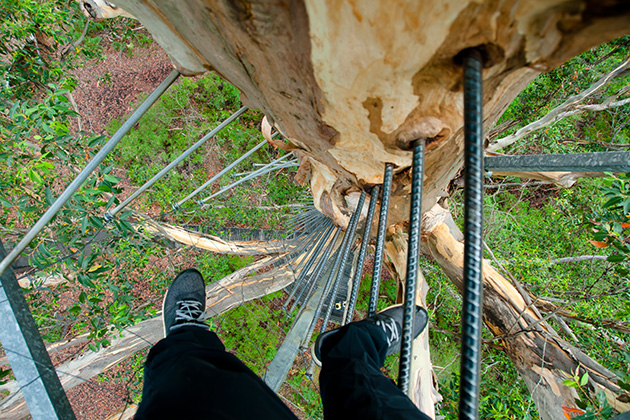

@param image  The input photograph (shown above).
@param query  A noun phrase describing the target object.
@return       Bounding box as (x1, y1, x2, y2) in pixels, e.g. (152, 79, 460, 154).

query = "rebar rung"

(368, 164, 394, 317)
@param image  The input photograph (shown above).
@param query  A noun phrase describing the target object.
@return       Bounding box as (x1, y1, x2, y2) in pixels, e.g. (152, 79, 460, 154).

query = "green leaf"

(563, 379, 577, 387)
(28, 168, 43, 184)
(0, 368, 11, 386)
(580, 372, 589, 386)
(607, 254, 626, 263)
(44, 187, 54, 206)
(81, 215, 88, 234)
(603, 196, 623, 209)
(0, 197, 12, 207)
(104, 174, 120, 184)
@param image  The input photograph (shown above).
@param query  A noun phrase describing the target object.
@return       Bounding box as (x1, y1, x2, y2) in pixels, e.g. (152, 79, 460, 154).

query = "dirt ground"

(61, 35, 173, 420)
(69, 39, 173, 136)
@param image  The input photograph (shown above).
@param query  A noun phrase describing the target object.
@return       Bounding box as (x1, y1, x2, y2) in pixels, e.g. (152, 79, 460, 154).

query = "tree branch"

(488, 56, 630, 152)
(535, 298, 630, 335)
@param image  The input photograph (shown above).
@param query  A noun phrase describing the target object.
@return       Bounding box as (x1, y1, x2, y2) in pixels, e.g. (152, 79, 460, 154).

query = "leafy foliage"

(586, 173, 630, 264)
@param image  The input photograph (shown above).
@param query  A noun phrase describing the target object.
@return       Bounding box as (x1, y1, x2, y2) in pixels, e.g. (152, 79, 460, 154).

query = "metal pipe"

(285, 215, 324, 254)
(0, 241, 76, 419)
(344, 185, 379, 324)
(284, 212, 325, 249)
(300, 229, 341, 346)
(174, 137, 268, 209)
(398, 140, 425, 393)
(283, 222, 335, 312)
(282, 220, 335, 312)
(368, 163, 394, 316)
(287, 210, 315, 228)
(0, 70, 180, 278)
(107, 105, 248, 219)
(288, 210, 323, 234)
(288, 229, 337, 315)
(288, 212, 320, 231)
(484, 151, 630, 173)
(291, 219, 333, 274)
(232, 159, 298, 177)
(459, 49, 484, 420)
(198, 153, 294, 204)
(319, 191, 366, 333)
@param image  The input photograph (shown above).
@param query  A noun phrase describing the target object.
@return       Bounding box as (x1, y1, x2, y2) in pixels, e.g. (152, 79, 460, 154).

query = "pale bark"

(76, 0, 135, 20)
(141, 219, 290, 255)
(106, 404, 137, 420)
(490, 170, 606, 188)
(384, 224, 440, 418)
(421, 204, 630, 420)
(548, 255, 608, 265)
(98, 0, 630, 226)
(0, 256, 296, 419)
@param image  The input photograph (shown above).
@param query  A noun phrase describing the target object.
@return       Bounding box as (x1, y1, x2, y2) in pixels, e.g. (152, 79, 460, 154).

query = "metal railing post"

(0, 70, 179, 279)
(106, 105, 248, 219)
(344, 185, 379, 324)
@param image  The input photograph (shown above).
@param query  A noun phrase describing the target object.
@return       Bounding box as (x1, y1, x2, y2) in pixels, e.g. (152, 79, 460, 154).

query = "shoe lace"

(174, 300, 208, 324)
(376, 317, 399, 347)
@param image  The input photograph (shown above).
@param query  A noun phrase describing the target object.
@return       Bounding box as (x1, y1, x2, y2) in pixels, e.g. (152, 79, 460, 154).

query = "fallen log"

(141, 219, 290, 256)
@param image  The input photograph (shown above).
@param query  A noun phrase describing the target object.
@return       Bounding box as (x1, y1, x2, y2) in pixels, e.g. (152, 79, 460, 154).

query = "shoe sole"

(311, 342, 322, 367)
(310, 304, 428, 366)
(161, 279, 172, 338)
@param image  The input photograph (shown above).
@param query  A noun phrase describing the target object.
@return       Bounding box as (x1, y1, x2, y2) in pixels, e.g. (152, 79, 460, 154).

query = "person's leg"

(316, 306, 431, 420)
(135, 268, 298, 420)
(135, 326, 298, 420)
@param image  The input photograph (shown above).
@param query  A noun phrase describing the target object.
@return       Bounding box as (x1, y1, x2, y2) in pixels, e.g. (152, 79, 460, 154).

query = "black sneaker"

(162, 268, 209, 336)
(311, 304, 428, 366)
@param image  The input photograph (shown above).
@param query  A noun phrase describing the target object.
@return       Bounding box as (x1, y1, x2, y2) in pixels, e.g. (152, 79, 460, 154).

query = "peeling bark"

(91, 0, 630, 225)
(490, 170, 606, 188)
(421, 204, 630, 419)
(142, 219, 290, 255)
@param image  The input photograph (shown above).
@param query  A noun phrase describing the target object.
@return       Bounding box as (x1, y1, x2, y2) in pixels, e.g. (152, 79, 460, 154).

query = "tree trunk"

(101, 0, 630, 226)
(420, 204, 630, 419)
(384, 223, 440, 417)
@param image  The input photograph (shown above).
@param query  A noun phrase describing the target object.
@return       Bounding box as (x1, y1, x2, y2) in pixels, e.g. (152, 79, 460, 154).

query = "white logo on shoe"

(376, 318, 400, 347)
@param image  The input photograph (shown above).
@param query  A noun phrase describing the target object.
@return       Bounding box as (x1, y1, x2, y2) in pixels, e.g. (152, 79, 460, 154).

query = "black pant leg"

(319, 322, 431, 420)
(135, 326, 298, 420)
